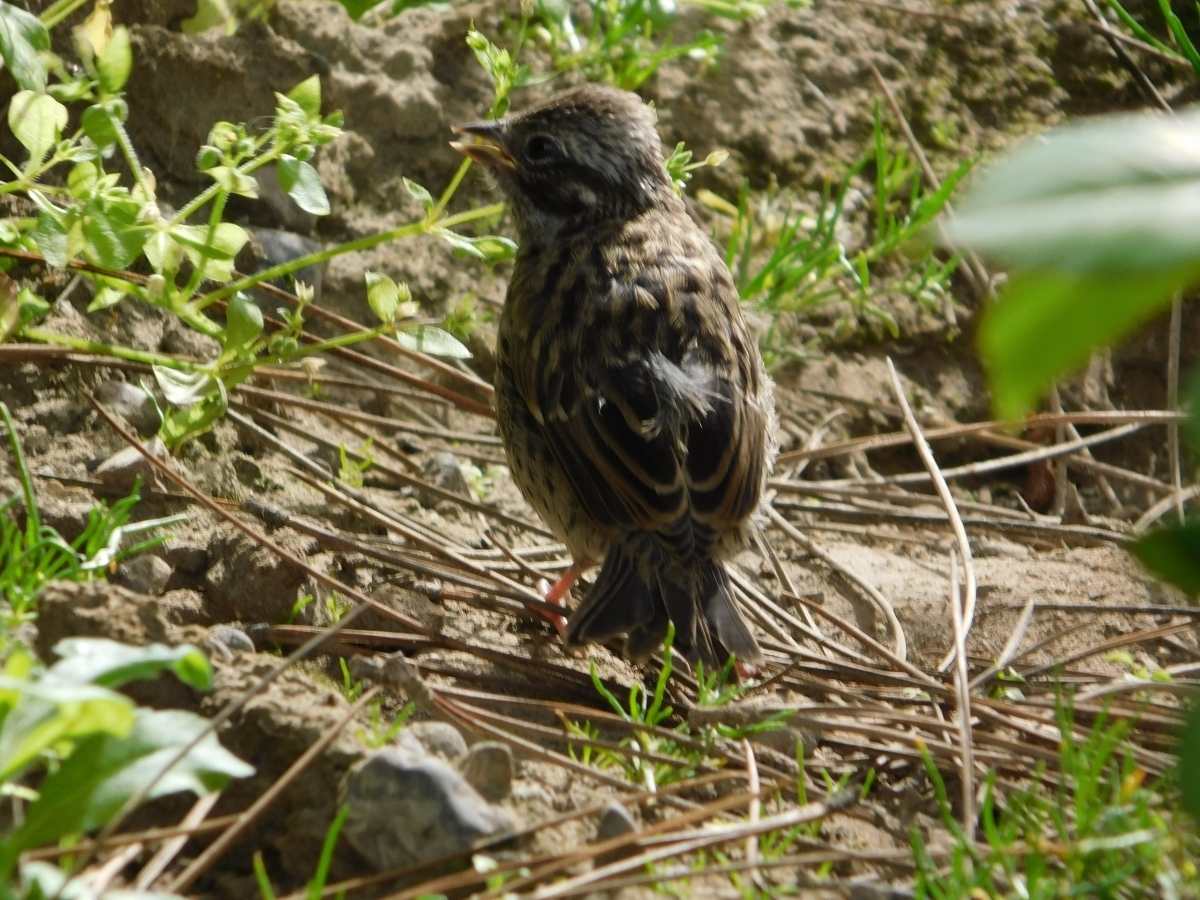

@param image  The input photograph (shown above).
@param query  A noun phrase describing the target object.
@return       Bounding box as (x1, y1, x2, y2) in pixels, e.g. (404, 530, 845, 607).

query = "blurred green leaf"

(1182, 700, 1200, 823)
(97, 25, 132, 95)
(171, 222, 249, 282)
(365, 270, 409, 325)
(47, 639, 213, 691)
(403, 177, 433, 215)
(83, 197, 150, 270)
(81, 103, 120, 152)
(942, 108, 1200, 271)
(0, 271, 17, 342)
(0, 1, 50, 92)
(224, 291, 264, 352)
(8, 90, 67, 163)
(29, 211, 70, 267)
(0, 677, 135, 783)
(434, 229, 517, 266)
(5, 708, 252, 861)
(978, 266, 1197, 419)
(1132, 523, 1200, 598)
(287, 75, 322, 117)
(397, 325, 471, 359)
(277, 156, 330, 215)
(153, 366, 219, 407)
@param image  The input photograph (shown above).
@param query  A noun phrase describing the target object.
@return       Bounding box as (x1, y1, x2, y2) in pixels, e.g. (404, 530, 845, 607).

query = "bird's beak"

(450, 122, 517, 174)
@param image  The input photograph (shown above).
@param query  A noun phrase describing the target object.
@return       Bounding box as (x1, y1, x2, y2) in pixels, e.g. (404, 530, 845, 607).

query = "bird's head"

(451, 85, 675, 242)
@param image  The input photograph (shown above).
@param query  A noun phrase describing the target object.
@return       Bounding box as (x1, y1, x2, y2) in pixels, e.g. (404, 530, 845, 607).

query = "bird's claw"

(536, 578, 570, 635)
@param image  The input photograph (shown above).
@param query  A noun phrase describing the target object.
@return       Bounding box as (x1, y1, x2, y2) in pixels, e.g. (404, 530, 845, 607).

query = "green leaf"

(0, 271, 16, 342)
(47, 639, 213, 691)
(208, 165, 260, 198)
(17, 284, 49, 330)
(287, 74, 322, 118)
(396, 325, 472, 359)
(68, 161, 99, 198)
(1132, 523, 1200, 598)
(181, 0, 233, 34)
(82, 197, 150, 270)
(97, 25, 131, 95)
(224, 291, 263, 352)
(171, 222, 249, 282)
(403, 177, 433, 215)
(0, 677, 135, 783)
(86, 284, 126, 313)
(30, 211, 70, 268)
(434, 229, 517, 266)
(153, 366, 219, 407)
(277, 156, 330, 215)
(81, 103, 120, 152)
(1181, 700, 1200, 823)
(6, 708, 252, 858)
(144, 229, 184, 274)
(8, 90, 67, 163)
(364, 270, 404, 325)
(159, 389, 228, 449)
(941, 108, 1200, 271)
(978, 266, 1198, 419)
(0, 1, 50, 92)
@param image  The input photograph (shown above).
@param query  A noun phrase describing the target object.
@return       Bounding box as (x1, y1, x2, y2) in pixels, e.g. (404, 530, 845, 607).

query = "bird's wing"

(511, 238, 769, 555)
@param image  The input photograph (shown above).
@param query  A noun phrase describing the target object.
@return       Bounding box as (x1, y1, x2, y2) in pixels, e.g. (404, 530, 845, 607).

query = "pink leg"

(735, 661, 760, 681)
(535, 559, 591, 635)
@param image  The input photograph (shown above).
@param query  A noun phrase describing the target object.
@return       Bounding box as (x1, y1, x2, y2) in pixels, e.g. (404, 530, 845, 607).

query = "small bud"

(146, 274, 166, 299)
(209, 121, 237, 151)
(299, 356, 326, 383)
(294, 281, 315, 306)
(705, 149, 729, 167)
(195, 145, 221, 170)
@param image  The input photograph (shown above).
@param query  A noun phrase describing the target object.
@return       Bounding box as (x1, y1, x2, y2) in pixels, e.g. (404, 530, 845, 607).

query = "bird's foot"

(534, 560, 591, 636)
(536, 578, 570, 635)
(734, 661, 760, 681)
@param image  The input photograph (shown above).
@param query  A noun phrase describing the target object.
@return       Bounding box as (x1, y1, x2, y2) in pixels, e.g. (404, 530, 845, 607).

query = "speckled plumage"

(454, 85, 776, 667)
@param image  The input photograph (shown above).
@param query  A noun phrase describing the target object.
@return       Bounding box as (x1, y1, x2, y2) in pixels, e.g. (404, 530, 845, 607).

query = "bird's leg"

(735, 661, 759, 681)
(535, 558, 592, 635)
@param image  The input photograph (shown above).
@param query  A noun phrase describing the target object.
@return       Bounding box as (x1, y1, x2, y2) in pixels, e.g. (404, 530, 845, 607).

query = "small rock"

(95, 437, 169, 491)
(117, 554, 173, 596)
(416, 452, 469, 508)
(848, 883, 915, 900)
(160, 589, 208, 627)
(164, 542, 208, 575)
(245, 228, 323, 296)
(209, 624, 255, 656)
(462, 742, 513, 802)
(404, 720, 468, 762)
(340, 746, 516, 871)
(95, 380, 161, 435)
(595, 802, 639, 866)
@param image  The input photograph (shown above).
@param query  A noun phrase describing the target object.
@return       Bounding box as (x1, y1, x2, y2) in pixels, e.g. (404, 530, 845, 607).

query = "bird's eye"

(525, 135, 561, 163)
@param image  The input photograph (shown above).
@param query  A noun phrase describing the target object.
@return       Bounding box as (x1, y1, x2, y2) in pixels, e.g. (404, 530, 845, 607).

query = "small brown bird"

(452, 84, 776, 669)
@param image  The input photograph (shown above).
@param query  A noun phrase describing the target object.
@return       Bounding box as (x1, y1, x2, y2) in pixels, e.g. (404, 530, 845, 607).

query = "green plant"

(530, 0, 761, 90)
(0, 637, 253, 898)
(357, 698, 414, 749)
(337, 439, 374, 488)
(253, 804, 350, 900)
(0, 7, 513, 451)
(0, 402, 183, 634)
(1104, 0, 1200, 78)
(912, 696, 1199, 899)
(709, 106, 967, 358)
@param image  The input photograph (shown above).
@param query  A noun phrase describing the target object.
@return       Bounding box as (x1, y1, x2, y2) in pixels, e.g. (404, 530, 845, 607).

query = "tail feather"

(564, 540, 762, 668)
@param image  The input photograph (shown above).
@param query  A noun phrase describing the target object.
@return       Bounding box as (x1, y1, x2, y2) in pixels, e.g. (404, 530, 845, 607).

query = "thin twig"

(1168, 293, 1184, 524)
(948, 552, 975, 841)
(885, 359, 976, 672)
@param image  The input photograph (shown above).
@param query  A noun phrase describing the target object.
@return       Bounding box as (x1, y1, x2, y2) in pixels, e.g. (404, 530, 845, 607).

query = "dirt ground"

(2, 0, 1198, 896)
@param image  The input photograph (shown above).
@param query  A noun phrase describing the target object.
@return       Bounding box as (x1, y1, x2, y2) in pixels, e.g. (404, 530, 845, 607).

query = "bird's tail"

(564, 541, 763, 668)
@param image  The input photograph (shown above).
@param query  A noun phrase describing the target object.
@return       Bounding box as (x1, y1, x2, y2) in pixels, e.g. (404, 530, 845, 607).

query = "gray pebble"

(117, 554, 172, 596)
(95, 437, 169, 491)
(340, 746, 516, 871)
(404, 720, 468, 762)
(462, 741, 513, 802)
(595, 801, 638, 866)
(416, 452, 469, 507)
(95, 380, 161, 435)
(209, 624, 255, 655)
